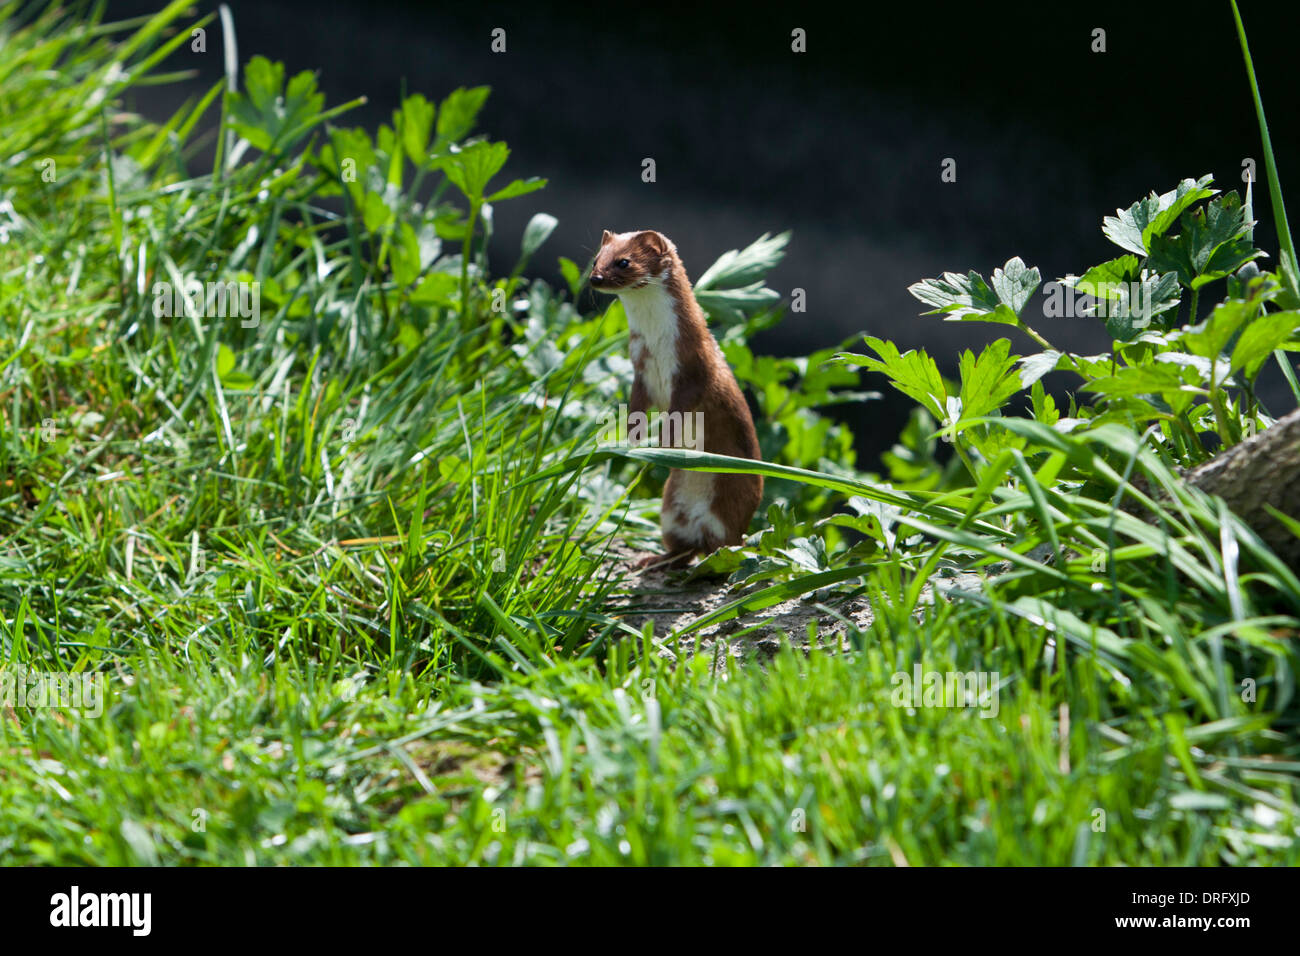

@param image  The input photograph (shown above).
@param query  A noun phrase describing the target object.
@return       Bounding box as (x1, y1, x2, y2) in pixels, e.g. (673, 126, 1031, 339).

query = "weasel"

(590, 229, 763, 568)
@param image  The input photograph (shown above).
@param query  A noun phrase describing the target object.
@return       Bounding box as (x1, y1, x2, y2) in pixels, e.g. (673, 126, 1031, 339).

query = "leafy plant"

(866, 170, 1300, 468)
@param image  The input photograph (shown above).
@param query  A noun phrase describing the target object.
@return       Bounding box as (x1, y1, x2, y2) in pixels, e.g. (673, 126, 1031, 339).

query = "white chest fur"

(619, 282, 679, 409)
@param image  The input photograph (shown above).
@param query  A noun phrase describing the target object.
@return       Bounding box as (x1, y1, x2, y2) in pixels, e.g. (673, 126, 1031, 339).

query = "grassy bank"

(0, 1, 1297, 865)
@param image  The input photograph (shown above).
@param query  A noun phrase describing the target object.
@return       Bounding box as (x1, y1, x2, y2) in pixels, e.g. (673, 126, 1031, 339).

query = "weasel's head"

(589, 229, 675, 293)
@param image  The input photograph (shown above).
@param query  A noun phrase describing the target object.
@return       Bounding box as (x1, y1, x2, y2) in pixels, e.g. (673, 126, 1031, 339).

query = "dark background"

(103, 0, 1300, 465)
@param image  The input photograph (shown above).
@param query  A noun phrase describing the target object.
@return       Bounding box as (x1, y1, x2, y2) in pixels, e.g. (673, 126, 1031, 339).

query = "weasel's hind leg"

(712, 471, 762, 546)
(660, 468, 726, 555)
(630, 470, 731, 571)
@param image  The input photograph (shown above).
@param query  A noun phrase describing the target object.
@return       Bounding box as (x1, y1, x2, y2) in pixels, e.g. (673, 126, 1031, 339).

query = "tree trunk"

(1183, 406, 1300, 568)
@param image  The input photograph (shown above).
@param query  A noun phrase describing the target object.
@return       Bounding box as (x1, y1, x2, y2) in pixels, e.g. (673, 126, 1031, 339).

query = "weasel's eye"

(615, 258, 630, 269)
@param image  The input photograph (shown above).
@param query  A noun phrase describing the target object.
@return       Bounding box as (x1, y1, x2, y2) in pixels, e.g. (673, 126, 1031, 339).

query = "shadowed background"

(103, 0, 1300, 464)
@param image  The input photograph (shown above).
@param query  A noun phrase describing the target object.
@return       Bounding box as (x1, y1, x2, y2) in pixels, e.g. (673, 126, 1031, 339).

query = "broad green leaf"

(362, 190, 393, 232)
(318, 127, 376, 207)
(1101, 175, 1217, 256)
(441, 141, 510, 202)
(1083, 271, 1181, 341)
(958, 339, 1022, 420)
(397, 94, 435, 164)
(1147, 192, 1262, 287)
(1182, 299, 1255, 363)
(1192, 237, 1266, 289)
(1230, 311, 1300, 378)
(1055, 352, 1115, 378)
(378, 124, 403, 189)
(909, 271, 1005, 319)
(687, 546, 748, 578)
(1018, 350, 1061, 387)
(684, 232, 790, 323)
(390, 221, 422, 288)
(1153, 351, 1214, 382)
(215, 343, 235, 380)
(775, 535, 831, 572)
(1083, 362, 1202, 415)
(518, 444, 1011, 540)
(1072, 255, 1141, 295)
(410, 271, 458, 305)
(431, 208, 470, 241)
(990, 256, 1040, 315)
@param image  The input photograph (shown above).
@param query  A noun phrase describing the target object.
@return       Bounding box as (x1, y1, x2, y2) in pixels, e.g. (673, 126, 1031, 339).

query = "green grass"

(0, 1, 1297, 865)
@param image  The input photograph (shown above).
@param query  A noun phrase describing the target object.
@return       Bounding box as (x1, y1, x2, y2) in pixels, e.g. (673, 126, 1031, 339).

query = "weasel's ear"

(600, 229, 615, 247)
(638, 231, 670, 256)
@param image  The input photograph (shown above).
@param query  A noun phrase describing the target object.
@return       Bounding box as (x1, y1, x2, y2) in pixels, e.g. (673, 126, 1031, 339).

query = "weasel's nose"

(590, 273, 604, 286)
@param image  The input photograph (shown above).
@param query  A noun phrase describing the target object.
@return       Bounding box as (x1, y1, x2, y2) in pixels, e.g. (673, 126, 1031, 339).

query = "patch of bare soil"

(602, 543, 862, 670)
(603, 544, 990, 672)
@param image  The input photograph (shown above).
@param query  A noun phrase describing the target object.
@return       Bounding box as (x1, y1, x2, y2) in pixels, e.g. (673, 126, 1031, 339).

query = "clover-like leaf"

(228, 56, 325, 154)
(436, 86, 491, 142)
